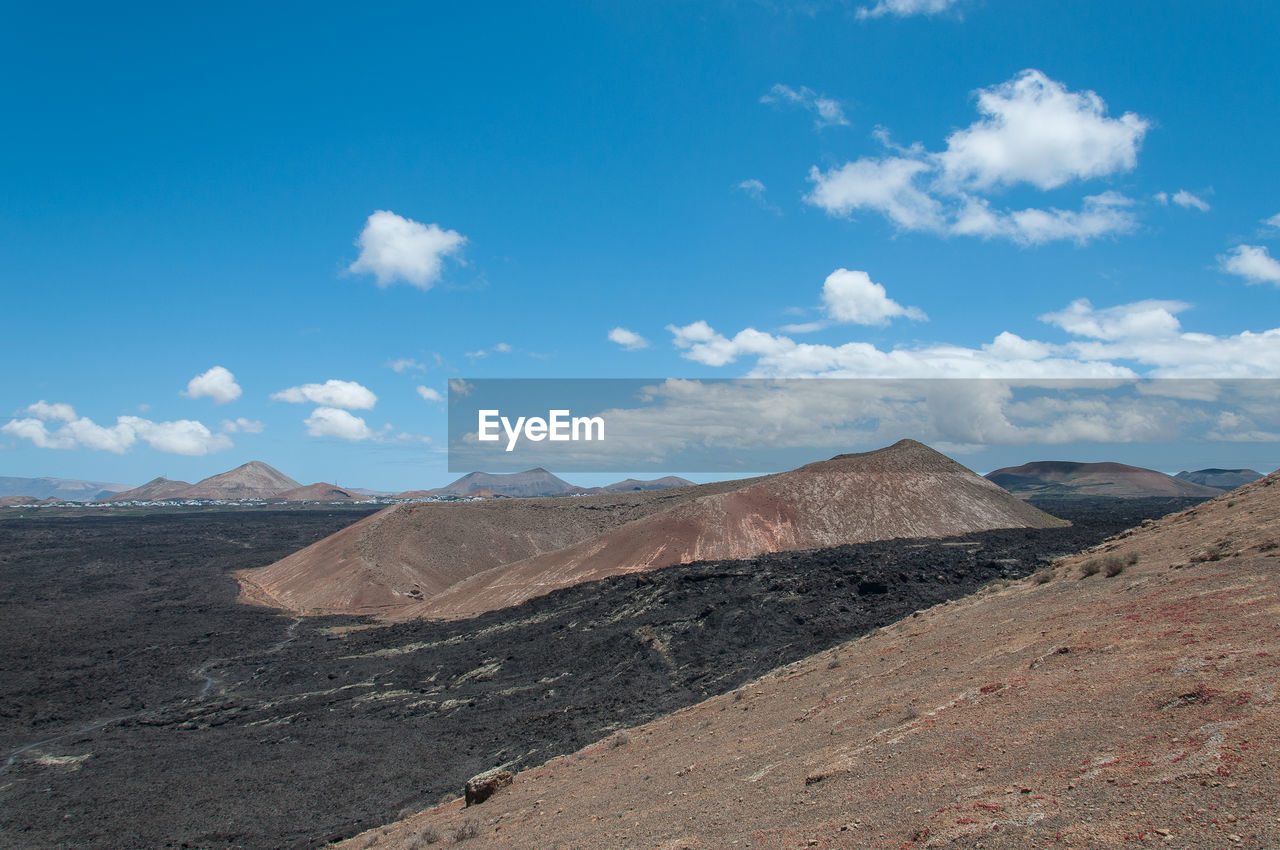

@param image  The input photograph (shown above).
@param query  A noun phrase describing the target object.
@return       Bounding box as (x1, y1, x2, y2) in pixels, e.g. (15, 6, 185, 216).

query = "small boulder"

(465, 767, 513, 806)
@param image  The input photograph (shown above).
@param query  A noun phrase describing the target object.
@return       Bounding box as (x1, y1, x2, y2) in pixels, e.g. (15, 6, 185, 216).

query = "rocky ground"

(342, 480, 1280, 850)
(0, 500, 1197, 848)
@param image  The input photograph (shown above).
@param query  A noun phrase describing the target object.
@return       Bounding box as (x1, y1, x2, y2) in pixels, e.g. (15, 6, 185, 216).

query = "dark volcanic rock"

(0, 498, 1204, 848)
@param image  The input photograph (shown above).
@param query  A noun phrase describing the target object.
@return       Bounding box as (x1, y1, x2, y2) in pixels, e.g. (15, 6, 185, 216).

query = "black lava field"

(0, 500, 1203, 848)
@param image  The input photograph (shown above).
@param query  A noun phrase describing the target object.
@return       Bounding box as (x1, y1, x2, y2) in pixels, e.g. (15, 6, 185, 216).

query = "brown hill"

(431, 468, 587, 498)
(275, 483, 373, 502)
(462, 488, 502, 499)
(237, 440, 1062, 620)
(987, 460, 1224, 498)
(344, 471, 1280, 849)
(96, 476, 192, 502)
(178, 461, 301, 500)
(596, 475, 696, 493)
(1176, 467, 1264, 489)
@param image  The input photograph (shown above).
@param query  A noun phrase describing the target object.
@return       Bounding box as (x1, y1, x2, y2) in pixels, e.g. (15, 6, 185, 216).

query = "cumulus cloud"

(1219, 245, 1280, 286)
(1040, 298, 1189, 340)
(821, 269, 926, 325)
(805, 70, 1146, 245)
(23, 400, 76, 422)
(1265, 213, 1280, 230)
(182, 366, 242, 405)
(936, 70, 1148, 191)
(348, 210, 466, 289)
(271, 379, 377, 410)
(664, 269, 1280, 379)
(221, 417, 265, 434)
(3, 402, 231, 455)
(416, 386, 443, 402)
(761, 84, 849, 128)
(608, 327, 650, 350)
(806, 156, 943, 231)
(953, 192, 1139, 245)
(303, 407, 374, 441)
(857, 0, 962, 18)
(120, 417, 233, 455)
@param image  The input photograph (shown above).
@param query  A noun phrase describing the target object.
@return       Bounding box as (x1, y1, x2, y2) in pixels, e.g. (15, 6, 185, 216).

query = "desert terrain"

(0, 495, 1179, 848)
(343, 473, 1280, 849)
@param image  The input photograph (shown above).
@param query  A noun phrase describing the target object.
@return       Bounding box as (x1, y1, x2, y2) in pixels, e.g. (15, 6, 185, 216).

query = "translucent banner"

(446, 378, 1280, 473)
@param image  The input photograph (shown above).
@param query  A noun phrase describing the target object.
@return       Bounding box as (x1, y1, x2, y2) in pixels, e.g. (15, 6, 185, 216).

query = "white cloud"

(182, 366, 242, 405)
(493, 342, 513, 353)
(221, 417, 265, 434)
(806, 71, 1146, 246)
(119, 417, 233, 456)
(821, 268, 926, 325)
(608, 327, 650, 350)
(1219, 244, 1280, 286)
(953, 192, 1139, 245)
(22, 400, 76, 422)
(857, 0, 962, 19)
(736, 178, 781, 213)
(1265, 213, 1280, 229)
(347, 210, 466, 289)
(448, 378, 473, 397)
(3, 404, 231, 455)
(937, 70, 1148, 191)
(1040, 298, 1189, 341)
(806, 156, 944, 231)
(387, 357, 426, 373)
(1171, 190, 1210, 212)
(271, 379, 377, 410)
(664, 271, 1280, 379)
(304, 407, 374, 441)
(416, 386, 443, 402)
(761, 84, 849, 128)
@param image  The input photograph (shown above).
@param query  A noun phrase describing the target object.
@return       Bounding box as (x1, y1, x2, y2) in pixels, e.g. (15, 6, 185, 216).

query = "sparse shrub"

(406, 824, 443, 848)
(453, 818, 481, 841)
(1080, 559, 1102, 577)
(398, 806, 419, 821)
(362, 834, 380, 848)
(827, 655, 842, 669)
(1030, 567, 1054, 585)
(1102, 555, 1126, 577)
(609, 730, 631, 748)
(1125, 551, 1139, 566)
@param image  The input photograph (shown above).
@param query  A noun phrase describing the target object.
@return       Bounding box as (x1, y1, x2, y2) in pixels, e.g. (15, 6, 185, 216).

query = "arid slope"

(349, 472, 1280, 849)
(239, 440, 1061, 619)
(404, 439, 1060, 620)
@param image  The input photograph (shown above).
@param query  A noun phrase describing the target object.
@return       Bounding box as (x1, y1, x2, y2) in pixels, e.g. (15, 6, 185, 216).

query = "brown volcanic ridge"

(345, 469, 1280, 850)
(987, 460, 1223, 499)
(236, 439, 1062, 620)
(97, 461, 301, 502)
(274, 483, 373, 503)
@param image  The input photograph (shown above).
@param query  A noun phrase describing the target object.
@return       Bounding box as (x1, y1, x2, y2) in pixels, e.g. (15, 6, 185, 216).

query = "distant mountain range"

(0, 476, 132, 502)
(1175, 468, 1263, 489)
(986, 461, 1225, 499)
(100, 462, 312, 503)
(396, 468, 695, 500)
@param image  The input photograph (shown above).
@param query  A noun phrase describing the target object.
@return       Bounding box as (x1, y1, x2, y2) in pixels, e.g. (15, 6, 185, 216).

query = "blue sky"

(3, 0, 1279, 490)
